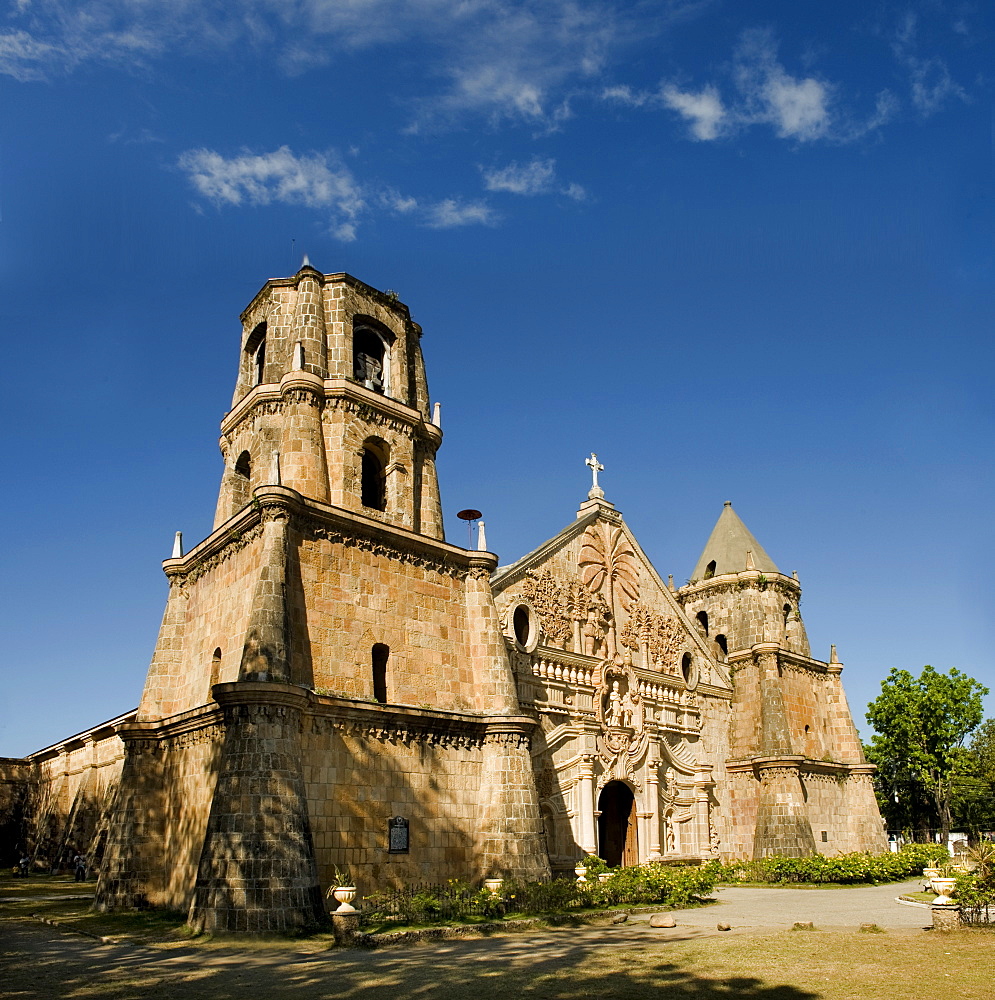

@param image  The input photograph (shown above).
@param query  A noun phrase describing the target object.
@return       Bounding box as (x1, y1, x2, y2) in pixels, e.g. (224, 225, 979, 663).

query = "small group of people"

(14, 851, 88, 881)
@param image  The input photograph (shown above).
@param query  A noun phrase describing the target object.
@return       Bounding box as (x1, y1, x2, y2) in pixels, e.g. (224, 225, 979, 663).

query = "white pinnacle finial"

(477, 520, 487, 552)
(432, 402, 441, 428)
(585, 452, 605, 500)
(302, 253, 311, 268)
(172, 531, 183, 558)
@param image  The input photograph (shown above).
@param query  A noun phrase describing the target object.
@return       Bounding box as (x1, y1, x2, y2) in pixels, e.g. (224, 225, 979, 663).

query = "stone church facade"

(0, 266, 885, 931)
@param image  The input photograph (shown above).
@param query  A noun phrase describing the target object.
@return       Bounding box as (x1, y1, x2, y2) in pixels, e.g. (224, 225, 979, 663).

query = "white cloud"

(482, 158, 556, 195)
(660, 84, 725, 140)
(732, 30, 831, 141)
(891, 12, 967, 117)
(423, 198, 497, 229)
(619, 28, 891, 145)
(178, 146, 500, 237)
(177, 146, 365, 239)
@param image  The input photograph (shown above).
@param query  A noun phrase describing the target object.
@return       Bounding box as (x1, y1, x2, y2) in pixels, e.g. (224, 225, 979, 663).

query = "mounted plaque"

(388, 815, 409, 854)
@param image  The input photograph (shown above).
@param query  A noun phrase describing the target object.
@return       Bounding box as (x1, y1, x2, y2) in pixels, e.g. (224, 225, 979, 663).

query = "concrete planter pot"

(930, 877, 958, 905)
(483, 878, 504, 896)
(331, 886, 358, 912)
(574, 865, 588, 884)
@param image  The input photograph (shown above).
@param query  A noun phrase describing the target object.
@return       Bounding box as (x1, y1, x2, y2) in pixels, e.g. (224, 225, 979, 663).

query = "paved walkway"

(641, 879, 932, 932)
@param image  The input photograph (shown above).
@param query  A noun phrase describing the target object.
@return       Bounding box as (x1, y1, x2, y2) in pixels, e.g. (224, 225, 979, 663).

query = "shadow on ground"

(0, 919, 818, 1000)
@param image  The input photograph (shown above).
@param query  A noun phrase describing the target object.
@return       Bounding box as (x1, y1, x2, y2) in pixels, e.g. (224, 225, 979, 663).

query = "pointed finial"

(302, 253, 311, 268)
(432, 402, 441, 428)
(585, 452, 605, 500)
(830, 644, 839, 664)
(667, 574, 675, 592)
(724, 500, 732, 507)
(477, 520, 487, 552)
(272, 450, 281, 486)
(172, 531, 183, 558)
(293, 342, 305, 370)
(792, 569, 799, 581)
(745, 549, 756, 570)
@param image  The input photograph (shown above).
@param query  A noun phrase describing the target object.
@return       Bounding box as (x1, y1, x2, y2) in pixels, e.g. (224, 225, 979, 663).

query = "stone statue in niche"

(606, 680, 624, 727)
(583, 592, 613, 657)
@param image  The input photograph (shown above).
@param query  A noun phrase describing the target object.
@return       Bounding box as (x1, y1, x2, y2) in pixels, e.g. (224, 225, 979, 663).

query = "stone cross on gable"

(585, 452, 605, 500)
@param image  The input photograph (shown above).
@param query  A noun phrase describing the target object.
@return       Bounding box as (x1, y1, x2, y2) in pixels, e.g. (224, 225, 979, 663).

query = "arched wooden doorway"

(598, 780, 638, 867)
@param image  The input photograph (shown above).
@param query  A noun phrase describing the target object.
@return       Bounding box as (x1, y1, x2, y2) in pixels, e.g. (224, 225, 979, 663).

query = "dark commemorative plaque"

(388, 816, 409, 853)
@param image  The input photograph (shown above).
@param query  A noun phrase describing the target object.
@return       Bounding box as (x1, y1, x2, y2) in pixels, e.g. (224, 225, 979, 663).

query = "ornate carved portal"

(598, 781, 638, 868)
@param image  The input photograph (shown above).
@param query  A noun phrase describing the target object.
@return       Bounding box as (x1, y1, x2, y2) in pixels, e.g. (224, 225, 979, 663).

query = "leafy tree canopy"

(866, 665, 988, 838)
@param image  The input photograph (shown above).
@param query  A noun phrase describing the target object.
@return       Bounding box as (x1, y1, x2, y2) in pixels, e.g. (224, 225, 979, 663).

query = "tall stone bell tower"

(95, 265, 549, 932)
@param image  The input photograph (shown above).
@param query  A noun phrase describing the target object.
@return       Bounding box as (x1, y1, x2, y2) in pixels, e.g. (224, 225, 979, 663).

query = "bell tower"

(96, 265, 549, 933)
(213, 263, 444, 538)
(678, 503, 884, 860)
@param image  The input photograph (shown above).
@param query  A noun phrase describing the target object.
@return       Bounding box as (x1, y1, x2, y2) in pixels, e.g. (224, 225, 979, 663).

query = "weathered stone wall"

(303, 717, 487, 891)
(0, 758, 34, 865)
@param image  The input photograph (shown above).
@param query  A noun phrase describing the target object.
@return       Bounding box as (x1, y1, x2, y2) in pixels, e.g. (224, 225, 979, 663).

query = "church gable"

(492, 502, 730, 692)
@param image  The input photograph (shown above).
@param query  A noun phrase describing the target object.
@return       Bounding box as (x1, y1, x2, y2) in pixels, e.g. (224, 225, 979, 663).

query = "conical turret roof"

(690, 502, 780, 580)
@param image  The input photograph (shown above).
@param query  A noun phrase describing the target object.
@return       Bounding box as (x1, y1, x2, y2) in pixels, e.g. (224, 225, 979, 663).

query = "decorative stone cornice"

(678, 572, 801, 603)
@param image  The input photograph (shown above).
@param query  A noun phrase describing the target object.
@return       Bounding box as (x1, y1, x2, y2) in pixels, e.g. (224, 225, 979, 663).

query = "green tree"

(866, 666, 988, 841)
(953, 719, 995, 834)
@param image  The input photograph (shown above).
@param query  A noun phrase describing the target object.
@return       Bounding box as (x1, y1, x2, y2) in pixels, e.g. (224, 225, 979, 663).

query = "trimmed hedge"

(716, 844, 949, 885)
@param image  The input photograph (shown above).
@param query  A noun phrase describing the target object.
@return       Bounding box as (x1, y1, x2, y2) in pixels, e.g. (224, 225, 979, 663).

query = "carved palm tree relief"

(579, 523, 640, 625)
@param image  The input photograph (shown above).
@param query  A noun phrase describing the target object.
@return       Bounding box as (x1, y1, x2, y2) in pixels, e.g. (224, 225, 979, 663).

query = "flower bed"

(359, 862, 718, 930)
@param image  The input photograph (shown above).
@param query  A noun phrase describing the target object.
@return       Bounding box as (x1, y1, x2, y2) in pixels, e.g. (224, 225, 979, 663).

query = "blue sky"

(1, 0, 992, 756)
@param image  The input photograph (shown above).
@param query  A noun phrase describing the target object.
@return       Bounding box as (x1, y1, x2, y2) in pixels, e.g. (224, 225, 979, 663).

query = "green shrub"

(716, 844, 948, 885)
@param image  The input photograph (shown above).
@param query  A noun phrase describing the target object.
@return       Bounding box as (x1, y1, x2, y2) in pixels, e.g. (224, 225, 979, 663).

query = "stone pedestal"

(931, 904, 962, 932)
(331, 911, 360, 945)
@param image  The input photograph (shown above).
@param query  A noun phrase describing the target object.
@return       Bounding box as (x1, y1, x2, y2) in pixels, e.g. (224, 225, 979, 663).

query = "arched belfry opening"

(361, 442, 387, 511)
(704, 559, 716, 580)
(353, 322, 392, 394)
(597, 781, 638, 868)
(231, 451, 252, 512)
(245, 322, 267, 386)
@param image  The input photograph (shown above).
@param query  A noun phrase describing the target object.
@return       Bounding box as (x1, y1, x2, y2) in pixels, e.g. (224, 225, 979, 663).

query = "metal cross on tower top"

(585, 452, 605, 499)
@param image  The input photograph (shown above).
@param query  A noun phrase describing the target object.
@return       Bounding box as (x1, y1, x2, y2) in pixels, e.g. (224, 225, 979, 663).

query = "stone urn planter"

(330, 886, 358, 913)
(929, 877, 958, 905)
(923, 867, 941, 881)
(483, 878, 504, 896)
(597, 872, 611, 884)
(574, 865, 588, 884)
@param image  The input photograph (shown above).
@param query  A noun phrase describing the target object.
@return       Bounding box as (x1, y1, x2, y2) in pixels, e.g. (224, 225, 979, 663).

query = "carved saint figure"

(606, 680, 624, 727)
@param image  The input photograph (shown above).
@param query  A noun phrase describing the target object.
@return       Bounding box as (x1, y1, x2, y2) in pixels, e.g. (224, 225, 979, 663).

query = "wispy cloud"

(891, 12, 967, 116)
(607, 28, 893, 145)
(179, 145, 500, 238)
(660, 84, 726, 140)
(480, 157, 585, 199)
(178, 146, 367, 241)
(0, 0, 633, 133)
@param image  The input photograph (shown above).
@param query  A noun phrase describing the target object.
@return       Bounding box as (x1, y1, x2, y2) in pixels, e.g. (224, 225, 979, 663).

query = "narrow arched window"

(245, 322, 267, 386)
(353, 325, 388, 393)
(704, 560, 716, 580)
(372, 643, 389, 703)
(681, 652, 693, 685)
(361, 447, 386, 510)
(231, 451, 252, 512)
(696, 611, 709, 636)
(714, 634, 728, 659)
(210, 648, 222, 694)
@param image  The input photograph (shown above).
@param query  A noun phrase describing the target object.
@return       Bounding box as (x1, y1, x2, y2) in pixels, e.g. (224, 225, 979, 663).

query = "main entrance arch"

(598, 780, 638, 867)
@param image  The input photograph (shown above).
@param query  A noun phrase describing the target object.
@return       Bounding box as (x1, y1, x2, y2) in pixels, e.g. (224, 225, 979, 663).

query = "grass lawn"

(0, 871, 992, 1000)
